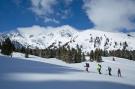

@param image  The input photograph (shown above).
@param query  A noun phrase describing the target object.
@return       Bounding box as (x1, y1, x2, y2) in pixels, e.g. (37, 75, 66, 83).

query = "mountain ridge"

(0, 25, 135, 53)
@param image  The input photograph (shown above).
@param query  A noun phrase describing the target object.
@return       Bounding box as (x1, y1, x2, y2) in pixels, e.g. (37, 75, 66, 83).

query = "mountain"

(0, 25, 135, 53)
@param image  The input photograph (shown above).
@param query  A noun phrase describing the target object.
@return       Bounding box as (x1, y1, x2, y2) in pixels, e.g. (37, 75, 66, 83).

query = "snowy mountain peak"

(15, 25, 78, 38)
(17, 25, 46, 37)
(0, 25, 135, 52)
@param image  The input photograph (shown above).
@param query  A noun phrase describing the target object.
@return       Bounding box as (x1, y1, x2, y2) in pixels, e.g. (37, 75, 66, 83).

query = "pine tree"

(74, 44, 82, 63)
(21, 47, 25, 53)
(25, 47, 29, 58)
(0, 43, 1, 49)
(1, 38, 14, 56)
(94, 49, 102, 62)
(56, 48, 60, 59)
(90, 50, 94, 61)
(123, 41, 128, 50)
(81, 52, 85, 62)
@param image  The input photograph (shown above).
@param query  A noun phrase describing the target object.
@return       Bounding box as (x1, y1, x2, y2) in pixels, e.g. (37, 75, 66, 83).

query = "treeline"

(15, 44, 86, 63)
(88, 49, 135, 61)
(0, 38, 135, 63)
(108, 50, 135, 60)
(89, 49, 102, 62)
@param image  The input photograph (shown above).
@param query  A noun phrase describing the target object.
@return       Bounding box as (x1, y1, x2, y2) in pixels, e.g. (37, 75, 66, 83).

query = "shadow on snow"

(0, 80, 135, 89)
(0, 56, 81, 74)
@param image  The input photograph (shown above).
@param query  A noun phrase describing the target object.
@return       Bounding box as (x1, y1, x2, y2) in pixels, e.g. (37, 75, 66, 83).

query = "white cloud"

(44, 18, 60, 24)
(83, 0, 135, 32)
(30, 0, 73, 23)
(30, 0, 57, 16)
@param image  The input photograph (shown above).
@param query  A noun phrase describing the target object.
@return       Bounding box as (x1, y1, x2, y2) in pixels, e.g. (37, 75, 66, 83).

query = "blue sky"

(0, 0, 135, 32)
(0, 0, 94, 32)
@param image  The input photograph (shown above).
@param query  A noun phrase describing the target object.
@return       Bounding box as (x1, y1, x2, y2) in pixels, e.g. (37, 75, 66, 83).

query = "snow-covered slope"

(1, 25, 135, 52)
(0, 53, 135, 89)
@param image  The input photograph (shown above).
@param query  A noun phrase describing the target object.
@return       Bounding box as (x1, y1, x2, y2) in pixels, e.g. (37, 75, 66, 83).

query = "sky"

(0, 0, 135, 32)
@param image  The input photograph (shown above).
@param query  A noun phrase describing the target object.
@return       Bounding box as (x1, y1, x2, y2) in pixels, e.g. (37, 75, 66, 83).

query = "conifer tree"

(123, 41, 128, 50)
(94, 49, 102, 62)
(90, 50, 94, 61)
(0, 43, 1, 49)
(1, 38, 14, 56)
(81, 52, 85, 62)
(25, 46, 29, 58)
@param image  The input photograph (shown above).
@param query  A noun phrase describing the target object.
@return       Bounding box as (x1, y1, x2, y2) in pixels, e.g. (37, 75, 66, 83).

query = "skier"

(97, 64, 102, 74)
(112, 57, 115, 61)
(118, 68, 121, 77)
(108, 66, 112, 76)
(85, 63, 90, 72)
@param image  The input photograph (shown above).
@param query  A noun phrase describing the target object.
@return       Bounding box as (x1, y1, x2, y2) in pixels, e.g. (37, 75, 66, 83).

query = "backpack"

(99, 64, 101, 68)
(108, 67, 111, 71)
(86, 63, 89, 67)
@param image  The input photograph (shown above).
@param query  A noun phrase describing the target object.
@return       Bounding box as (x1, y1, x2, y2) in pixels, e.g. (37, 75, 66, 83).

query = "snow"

(1, 25, 135, 51)
(0, 52, 135, 89)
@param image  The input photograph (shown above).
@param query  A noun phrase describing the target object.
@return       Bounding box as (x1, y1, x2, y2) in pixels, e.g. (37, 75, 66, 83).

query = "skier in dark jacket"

(118, 68, 121, 77)
(108, 66, 112, 76)
(112, 57, 115, 61)
(85, 63, 90, 72)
